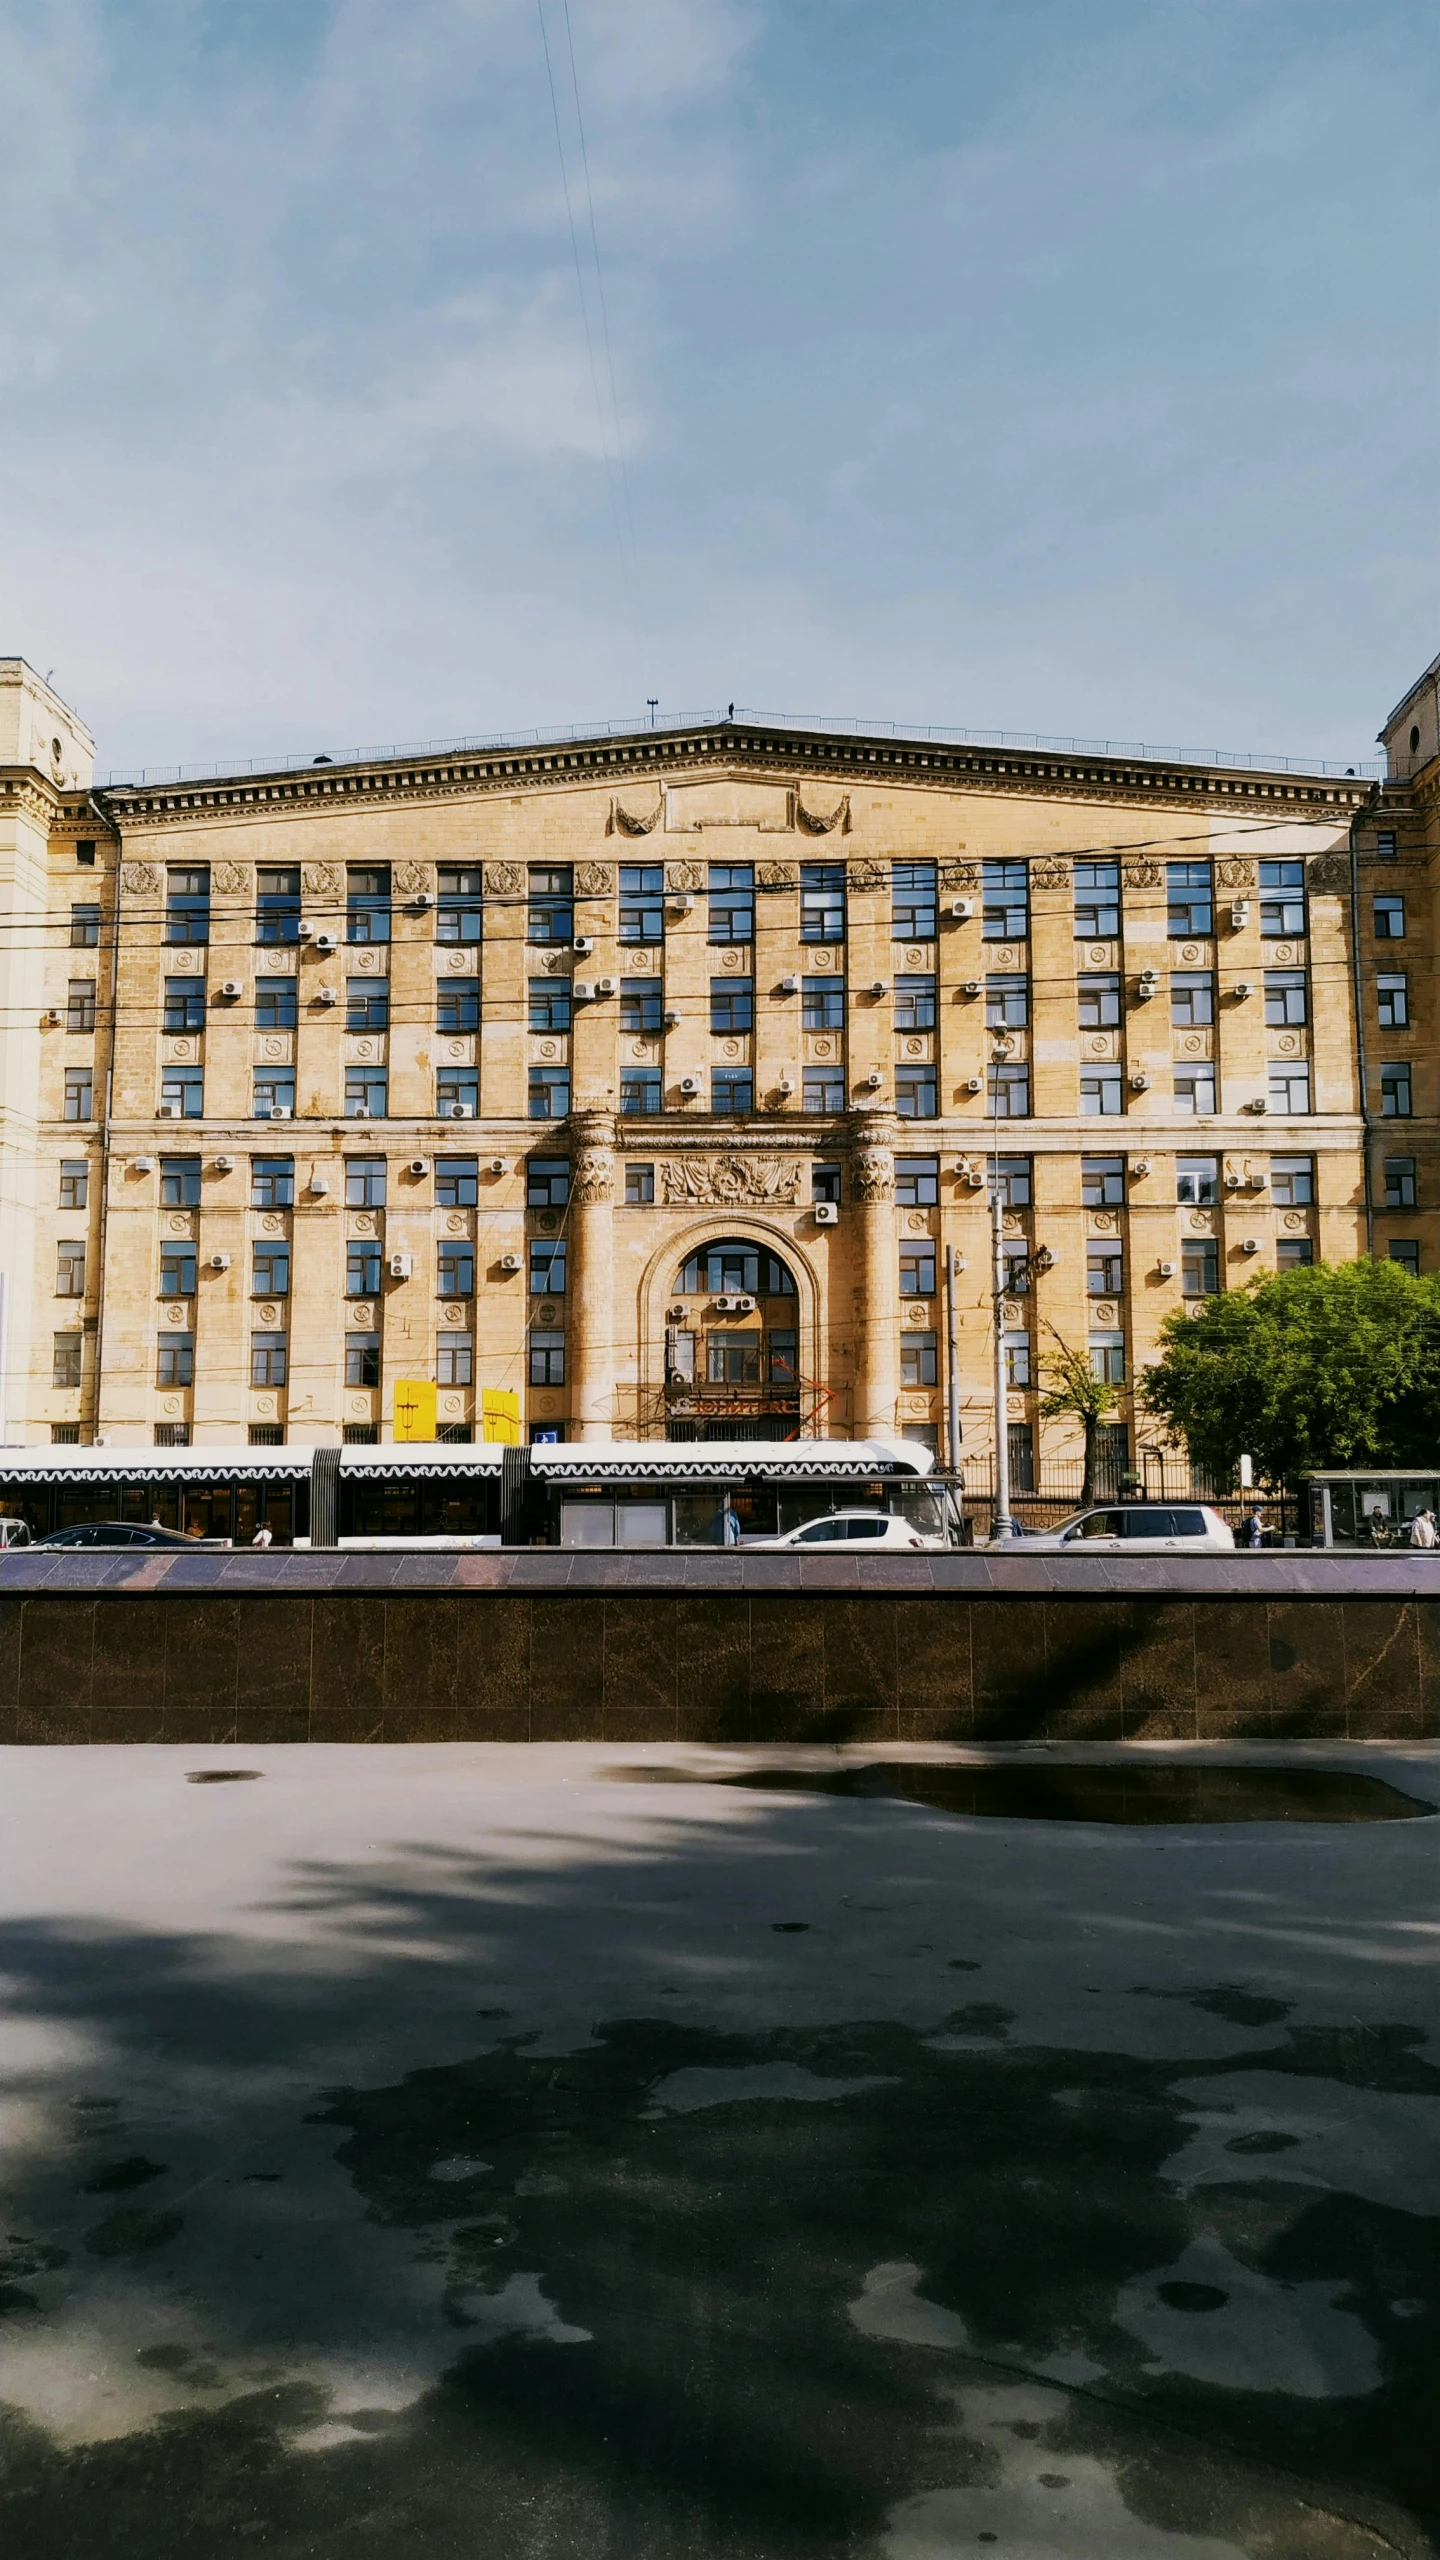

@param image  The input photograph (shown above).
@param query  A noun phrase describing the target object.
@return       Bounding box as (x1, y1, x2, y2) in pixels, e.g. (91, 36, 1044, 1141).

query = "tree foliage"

(1039, 1324, 1119, 1504)
(1138, 1259, 1440, 1486)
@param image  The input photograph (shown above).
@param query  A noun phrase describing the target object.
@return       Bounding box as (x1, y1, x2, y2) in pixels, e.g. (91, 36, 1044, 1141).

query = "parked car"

(29, 1522, 228, 1550)
(0, 1516, 32, 1548)
(745, 1510, 946, 1551)
(1023, 1503, 1234, 1552)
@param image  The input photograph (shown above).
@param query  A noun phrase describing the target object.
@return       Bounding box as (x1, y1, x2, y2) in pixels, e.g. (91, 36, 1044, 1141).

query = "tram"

(0, 1440, 963, 1551)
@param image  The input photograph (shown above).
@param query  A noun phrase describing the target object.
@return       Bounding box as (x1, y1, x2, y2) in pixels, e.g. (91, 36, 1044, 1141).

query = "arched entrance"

(662, 1234, 803, 1441)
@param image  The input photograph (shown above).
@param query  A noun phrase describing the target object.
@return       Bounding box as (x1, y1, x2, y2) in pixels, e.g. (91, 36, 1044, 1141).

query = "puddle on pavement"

(611, 1762, 1436, 1824)
(184, 1769, 263, 1785)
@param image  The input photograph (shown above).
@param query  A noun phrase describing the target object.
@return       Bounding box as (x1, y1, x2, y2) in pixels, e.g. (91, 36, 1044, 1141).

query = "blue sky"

(1, 0, 1435, 773)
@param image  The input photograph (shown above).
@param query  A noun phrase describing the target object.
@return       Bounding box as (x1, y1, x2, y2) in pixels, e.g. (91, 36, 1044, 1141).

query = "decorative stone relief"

(810, 1037, 834, 1059)
(851, 1148, 894, 1206)
(1284, 1211, 1305, 1231)
(537, 1040, 558, 1062)
(352, 1037, 378, 1062)
(351, 1213, 377, 1238)
(442, 1303, 467, 1326)
(446, 1040, 467, 1061)
(213, 863, 249, 896)
(534, 1210, 557, 1235)
(442, 1394, 463, 1416)
(1216, 860, 1256, 890)
(259, 1214, 283, 1237)
(395, 862, 430, 895)
(755, 861, 798, 891)
(902, 1393, 931, 1416)
(990, 947, 1016, 970)
(1179, 942, 1201, 964)
(906, 1301, 931, 1325)
(169, 949, 201, 974)
(1088, 945, 1112, 966)
(261, 949, 294, 972)
(903, 947, 931, 971)
(1087, 1034, 1111, 1057)
(720, 948, 746, 971)
(1307, 854, 1347, 892)
(302, 864, 339, 897)
(1271, 941, 1297, 965)
(721, 1039, 741, 1061)
(167, 1213, 191, 1236)
(576, 862, 615, 896)
(168, 1038, 195, 1063)
(349, 1303, 375, 1326)
(256, 1303, 280, 1327)
(1030, 863, 1068, 890)
(1122, 861, 1161, 889)
(844, 859, 886, 891)
(445, 949, 475, 972)
(252, 1393, 277, 1417)
(1181, 1034, 1204, 1055)
(1091, 1302, 1117, 1328)
(1090, 1211, 1116, 1233)
(1276, 1033, 1298, 1055)
(484, 863, 522, 895)
(658, 1156, 804, 1205)
(121, 863, 160, 895)
(352, 947, 379, 973)
(1187, 1211, 1213, 1232)
(573, 1148, 616, 1205)
(808, 946, 836, 970)
(260, 1036, 286, 1061)
(990, 1034, 1016, 1060)
(629, 1040, 652, 1062)
(940, 861, 977, 889)
(348, 1396, 371, 1417)
(537, 1302, 559, 1326)
(664, 860, 703, 893)
(906, 1211, 929, 1234)
(163, 1396, 182, 1417)
(1003, 1212, 1023, 1237)
(794, 795, 850, 835)
(607, 799, 662, 836)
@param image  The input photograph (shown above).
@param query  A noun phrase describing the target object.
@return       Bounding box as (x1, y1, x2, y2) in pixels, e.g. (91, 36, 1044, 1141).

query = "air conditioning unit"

(354, 1106, 374, 1121)
(962, 980, 982, 997)
(574, 979, 597, 1002)
(41, 1008, 62, 1027)
(667, 891, 694, 912)
(412, 891, 435, 909)
(1131, 1157, 1151, 1175)
(488, 1157, 507, 1175)
(220, 980, 243, 998)
(1129, 1071, 1150, 1091)
(1250, 1170, 1267, 1189)
(947, 898, 975, 921)
(388, 1253, 413, 1280)
(447, 1102, 472, 1118)
(308, 1174, 328, 1195)
(776, 1077, 794, 1098)
(1224, 1172, 1243, 1191)
(499, 1252, 522, 1273)
(679, 1075, 702, 1097)
(313, 932, 338, 953)
(595, 976, 616, 996)
(1245, 1097, 1268, 1115)
(157, 1102, 180, 1117)
(663, 1008, 680, 1027)
(408, 1157, 430, 1176)
(862, 1070, 883, 1090)
(209, 1251, 231, 1271)
(813, 1201, 839, 1226)
(296, 921, 314, 940)
(963, 1076, 982, 1095)
(573, 935, 594, 955)
(214, 1154, 235, 1171)
(1157, 1260, 1176, 1278)
(779, 974, 799, 994)
(1135, 972, 1158, 1001)
(132, 1155, 155, 1173)
(317, 986, 338, 1006)
(966, 1168, 985, 1188)
(1233, 981, 1254, 1000)
(1230, 902, 1251, 929)
(867, 980, 887, 998)
(1241, 1237, 1261, 1255)
(715, 1295, 755, 1314)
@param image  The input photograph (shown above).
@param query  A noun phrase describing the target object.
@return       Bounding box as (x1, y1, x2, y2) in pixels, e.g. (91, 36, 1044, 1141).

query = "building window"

(896, 1066, 939, 1118)
(895, 1155, 938, 1206)
(437, 1068, 477, 1119)
(1182, 1241, 1219, 1297)
(993, 1156, 1032, 1207)
(1176, 1156, 1219, 1205)
(157, 1332, 194, 1387)
(154, 1421, 191, 1446)
(1276, 1239, 1314, 1270)
(529, 1066, 572, 1120)
(1270, 1155, 1314, 1206)
(346, 1334, 381, 1387)
(620, 978, 663, 1034)
(707, 1331, 762, 1386)
(346, 1244, 382, 1297)
(1000, 1331, 1029, 1389)
(1089, 1333, 1126, 1385)
(526, 1238, 565, 1295)
(70, 902, 100, 947)
(983, 860, 1028, 941)
(255, 976, 297, 1030)
(63, 1067, 94, 1121)
(1267, 1064, 1311, 1115)
(1167, 862, 1212, 937)
(677, 1240, 796, 1295)
(251, 1333, 288, 1387)
(902, 1329, 939, 1388)
(52, 1333, 83, 1388)
(800, 863, 845, 944)
(891, 973, 934, 1031)
(1373, 895, 1406, 941)
(76, 840, 96, 866)
(251, 1070, 293, 1119)
(1377, 973, 1409, 1029)
(1173, 1067, 1217, 1116)
(619, 1070, 662, 1115)
(1000, 1237, 1031, 1299)
(1171, 972, 1214, 1027)
(712, 1069, 753, 1115)
(438, 1156, 480, 1207)
(710, 978, 753, 1034)
(803, 1069, 845, 1112)
(166, 867, 210, 945)
(1384, 1155, 1416, 1208)
(1258, 860, 1306, 938)
(812, 1160, 842, 1205)
(159, 1246, 196, 1296)
(438, 1241, 476, 1297)
(59, 1158, 90, 1208)
(255, 867, 301, 943)
(251, 1157, 294, 1208)
(251, 1244, 290, 1297)
(526, 1156, 569, 1207)
(900, 1242, 936, 1297)
(1388, 1240, 1420, 1275)
(249, 1424, 285, 1446)
(802, 977, 845, 1031)
(1077, 974, 1119, 1028)
(528, 866, 574, 944)
(347, 866, 391, 945)
(529, 1330, 565, 1386)
(158, 1156, 201, 1208)
(1087, 1246, 1123, 1296)
(346, 1069, 388, 1119)
(1080, 1071, 1122, 1116)
(986, 974, 1028, 1029)
(438, 1422, 474, 1444)
(986, 1062, 1028, 1118)
(437, 866, 483, 944)
(1381, 1063, 1412, 1118)
(769, 1331, 799, 1389)
(1375, 830, 1397, 860)
(67, 979, 97, 1033)
(625, 1162, 654, 1204)
(891, 861, 937, 941)
(161, 1066, 205, 1118)
(1082, 1155, 1124, 1207)
(1073, 860, 1119, 939)
(1008, 1421, 1035, 1492)
(708, 864, 753, 945)
(526, 978, 569, 1034)
(619, 863, 664, 944)
(1263, 969, 1306, 1027)
(345, 1158, 386, 1208)
(347, 979, 390, 1033)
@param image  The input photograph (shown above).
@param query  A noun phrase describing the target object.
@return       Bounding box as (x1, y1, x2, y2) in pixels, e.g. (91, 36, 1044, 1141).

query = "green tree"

(1038, 1323, 1120, 1505)
(1139, 1258, 1440, 1486)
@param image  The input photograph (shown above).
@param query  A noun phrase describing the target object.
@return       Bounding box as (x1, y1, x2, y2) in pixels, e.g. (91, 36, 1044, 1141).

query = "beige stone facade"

(2, 654, 1436, 1473)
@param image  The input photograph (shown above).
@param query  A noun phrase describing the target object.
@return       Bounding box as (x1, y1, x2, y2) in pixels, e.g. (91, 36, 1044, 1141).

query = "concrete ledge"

(1, 1553, 1436, 1743)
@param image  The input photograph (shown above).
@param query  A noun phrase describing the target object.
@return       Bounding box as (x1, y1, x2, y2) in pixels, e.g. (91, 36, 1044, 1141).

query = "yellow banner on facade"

(481, 1389, 521, 1445)
(393, 1379, 438, 1442)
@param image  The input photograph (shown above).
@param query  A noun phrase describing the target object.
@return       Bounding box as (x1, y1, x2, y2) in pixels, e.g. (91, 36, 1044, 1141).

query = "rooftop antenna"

(647, 699, 658, 727)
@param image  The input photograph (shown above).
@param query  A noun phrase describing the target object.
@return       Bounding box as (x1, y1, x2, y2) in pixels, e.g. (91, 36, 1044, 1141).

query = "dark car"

(29, 1522, 229, 1550)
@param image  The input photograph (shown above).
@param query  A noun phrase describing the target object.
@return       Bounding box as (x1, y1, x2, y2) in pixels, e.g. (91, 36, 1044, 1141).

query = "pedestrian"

(251, 1521, 274, 1549)
(1241, 1506, 1266, 1549)
(1409, 1509, 1437, 1549)
(719, 1498, 741, 1548)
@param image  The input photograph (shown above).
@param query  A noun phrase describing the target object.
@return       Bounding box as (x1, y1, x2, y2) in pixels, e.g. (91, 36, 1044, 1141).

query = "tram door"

(559, 1501, 669, 1548)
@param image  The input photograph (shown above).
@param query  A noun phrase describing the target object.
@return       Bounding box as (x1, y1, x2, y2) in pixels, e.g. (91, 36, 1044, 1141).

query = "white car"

(1023, 1502, 1234, 1552)
(747, 1510, 946, 1551)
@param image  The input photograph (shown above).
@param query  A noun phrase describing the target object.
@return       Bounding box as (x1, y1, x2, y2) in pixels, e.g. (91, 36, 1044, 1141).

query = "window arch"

(675, 1237, 797, 1297)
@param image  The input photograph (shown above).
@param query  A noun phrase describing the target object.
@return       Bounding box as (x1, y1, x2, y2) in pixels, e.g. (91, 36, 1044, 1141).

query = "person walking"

(1409, 1509, 1437, 1549)
(1241, 1506, 1266, 1549)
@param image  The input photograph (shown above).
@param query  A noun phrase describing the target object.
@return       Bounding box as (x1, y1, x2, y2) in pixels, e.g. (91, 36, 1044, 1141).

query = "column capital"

(848, 1105, 897, 1202)
(567, 1110, 617, 1204)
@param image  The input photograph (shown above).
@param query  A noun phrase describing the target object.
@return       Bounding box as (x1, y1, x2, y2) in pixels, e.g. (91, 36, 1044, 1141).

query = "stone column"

(851, 1107, 898, 1439)
(567, 1110, 616, 1442)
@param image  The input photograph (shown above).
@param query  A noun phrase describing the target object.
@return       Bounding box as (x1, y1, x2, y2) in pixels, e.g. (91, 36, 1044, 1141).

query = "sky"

(0, 0, 1436, 778)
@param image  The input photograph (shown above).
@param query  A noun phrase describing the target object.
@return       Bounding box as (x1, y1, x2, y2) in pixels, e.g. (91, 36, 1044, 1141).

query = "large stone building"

(1, 652, 1435, 1473)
